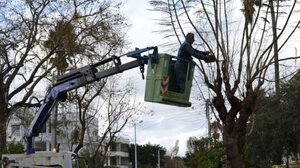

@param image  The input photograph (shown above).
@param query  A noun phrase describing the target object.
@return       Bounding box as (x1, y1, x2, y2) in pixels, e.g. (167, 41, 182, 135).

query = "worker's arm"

(183, 43, 206, 60)
(195, 49, 210, 56)
(188, 45, 215, 63)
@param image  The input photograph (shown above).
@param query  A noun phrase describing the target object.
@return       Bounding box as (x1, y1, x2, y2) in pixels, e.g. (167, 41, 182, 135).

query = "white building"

(6, 114, 26, 143)
(6, 111, 98, 152)
(6, 112, 131, 168)
(105, 137, 130, 168)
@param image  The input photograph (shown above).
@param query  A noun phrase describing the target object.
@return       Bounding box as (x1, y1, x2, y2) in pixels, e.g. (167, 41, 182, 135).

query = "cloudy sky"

(119, 0, 209, 156)
(117, 0, 300, 158)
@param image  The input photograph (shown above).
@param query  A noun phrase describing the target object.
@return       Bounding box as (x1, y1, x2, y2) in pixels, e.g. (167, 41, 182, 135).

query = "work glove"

(202, 51, 211, 55)
(203, 54, 216, 63)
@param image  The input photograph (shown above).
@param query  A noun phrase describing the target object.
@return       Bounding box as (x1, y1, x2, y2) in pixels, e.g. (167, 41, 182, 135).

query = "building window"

(93, 130, 98, 137)
(11, 124, 20, 137)
(111, 156, 117, 165)
(121, 157, 129, 165)
(121, 143, 129, 152)
(110, 142, 117, 151)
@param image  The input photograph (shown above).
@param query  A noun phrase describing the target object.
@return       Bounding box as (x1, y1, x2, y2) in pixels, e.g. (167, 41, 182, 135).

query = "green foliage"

(70, 127, 80, 145)
(246, 78, 300, 167)
(128, 143, 167, 168)
(184, 137, 225, 168)
(6, 142, 24, 154)
(164, 156, 186, 168)
(1, 141, 24, 157)
(44, 21, 84, 54)
(44, 21, 85, 73)
(246, 96, 283, 167)
(79, 147, 104, 168)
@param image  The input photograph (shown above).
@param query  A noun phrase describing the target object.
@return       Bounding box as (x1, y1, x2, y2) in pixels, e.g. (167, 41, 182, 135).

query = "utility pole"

(51, 71, 59, 151)
(157, 149, 160, 168)
(269, 0, 280, 96)
(134, 120, 143, 168)
(134, 123, 137, 168)
(51, 104, 58, 151)
(206, 99, 211, 138)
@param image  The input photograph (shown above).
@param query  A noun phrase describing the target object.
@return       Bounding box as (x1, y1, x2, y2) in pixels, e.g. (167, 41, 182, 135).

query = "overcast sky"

(119, 0, 209, 157)
(117, 0, 300, 158)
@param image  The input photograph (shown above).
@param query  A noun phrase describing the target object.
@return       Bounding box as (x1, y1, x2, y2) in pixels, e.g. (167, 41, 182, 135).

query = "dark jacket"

(177, 41, 207, 62)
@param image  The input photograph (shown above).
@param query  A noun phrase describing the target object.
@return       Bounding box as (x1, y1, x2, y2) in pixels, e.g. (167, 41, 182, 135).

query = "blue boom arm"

(25, 46, 158, 154)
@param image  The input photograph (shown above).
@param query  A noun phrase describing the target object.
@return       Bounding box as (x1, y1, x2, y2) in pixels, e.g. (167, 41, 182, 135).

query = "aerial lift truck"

(1, 46, 196, 168)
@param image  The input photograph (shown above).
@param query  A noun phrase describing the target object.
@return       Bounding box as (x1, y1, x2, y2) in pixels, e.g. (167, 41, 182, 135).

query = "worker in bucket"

(175, 32, 215, 93)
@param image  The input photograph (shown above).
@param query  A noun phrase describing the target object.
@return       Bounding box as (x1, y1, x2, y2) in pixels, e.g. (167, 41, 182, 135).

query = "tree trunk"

(224, 121, 245, 168)
(73, 125, 85, 154)
(92, 156, 96, 168)
(0, 117, 7, 150)
(0, 83, 9, 150)
(73, 143, 83, 154)
(99, 156, 105, 168)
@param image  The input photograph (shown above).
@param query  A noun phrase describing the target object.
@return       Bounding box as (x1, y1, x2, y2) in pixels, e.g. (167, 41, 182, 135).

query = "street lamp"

(134, 120, 143, 168)
(157, 149, 160, 168)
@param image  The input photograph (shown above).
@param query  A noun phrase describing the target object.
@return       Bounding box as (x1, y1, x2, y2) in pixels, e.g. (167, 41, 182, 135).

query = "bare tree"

(150, 0, 300, 167)
(0, 0, 127, 151)
(57, 79, 106, 153)
(74, 76, 143, 168)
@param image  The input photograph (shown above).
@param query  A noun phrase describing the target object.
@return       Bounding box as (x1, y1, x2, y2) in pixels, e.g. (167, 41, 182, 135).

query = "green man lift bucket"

(144, 54, 195, 107)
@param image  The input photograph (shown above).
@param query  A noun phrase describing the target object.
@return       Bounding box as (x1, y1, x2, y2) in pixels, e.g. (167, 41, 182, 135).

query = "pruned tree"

(0, 0, 127, 151)
(150, 0, 300, 167)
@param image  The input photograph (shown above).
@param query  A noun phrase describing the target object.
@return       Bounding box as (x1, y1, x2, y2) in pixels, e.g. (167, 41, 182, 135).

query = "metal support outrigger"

(24, 46, 158, 154)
